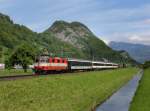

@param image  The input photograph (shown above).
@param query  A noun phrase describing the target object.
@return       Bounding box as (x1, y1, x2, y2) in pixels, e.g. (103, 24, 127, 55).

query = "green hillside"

(0, 13, 136, 65)
(0, 13, 41, 62)
(0, 13, 38, 49)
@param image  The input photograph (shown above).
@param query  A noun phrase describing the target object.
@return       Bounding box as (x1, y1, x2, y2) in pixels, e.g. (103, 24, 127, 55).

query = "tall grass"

(130, 68, 150, 111)
(0, 68, 138, 111)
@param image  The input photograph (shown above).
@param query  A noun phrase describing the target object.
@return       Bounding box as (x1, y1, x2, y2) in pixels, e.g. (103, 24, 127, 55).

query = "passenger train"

(33, 55, 119, 74)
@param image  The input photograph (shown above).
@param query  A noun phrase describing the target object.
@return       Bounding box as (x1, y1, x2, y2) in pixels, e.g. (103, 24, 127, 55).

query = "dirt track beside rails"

(0, 72, 73, 81)
(0, 74, 36, 81)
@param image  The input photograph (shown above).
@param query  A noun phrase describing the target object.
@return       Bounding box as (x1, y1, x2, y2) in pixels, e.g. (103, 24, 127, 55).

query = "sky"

(0, 0, 150, 45)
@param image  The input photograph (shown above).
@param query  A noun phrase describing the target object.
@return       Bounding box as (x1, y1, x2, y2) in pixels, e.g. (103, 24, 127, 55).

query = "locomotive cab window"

(38, 55, 49, 63)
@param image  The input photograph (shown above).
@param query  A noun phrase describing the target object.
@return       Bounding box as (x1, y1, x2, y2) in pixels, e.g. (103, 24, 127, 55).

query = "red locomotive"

(34, 55, 68, 74)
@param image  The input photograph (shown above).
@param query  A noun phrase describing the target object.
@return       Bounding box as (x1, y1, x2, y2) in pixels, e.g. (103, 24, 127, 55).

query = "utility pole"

(92, 55, 94, 61)
(0, 47, 3, 63)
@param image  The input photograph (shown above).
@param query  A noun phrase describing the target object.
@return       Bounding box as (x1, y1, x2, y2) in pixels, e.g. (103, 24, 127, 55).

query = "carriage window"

(93, 63, 104, 66)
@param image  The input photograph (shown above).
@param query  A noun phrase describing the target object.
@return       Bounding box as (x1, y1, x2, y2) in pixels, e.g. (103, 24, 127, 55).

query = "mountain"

(41, 21, 116, 60)
(0, 13, 136, 65)
(109, 41, 150, 63)
(38, 20, 137, 64)
(0, 13, 39, 49)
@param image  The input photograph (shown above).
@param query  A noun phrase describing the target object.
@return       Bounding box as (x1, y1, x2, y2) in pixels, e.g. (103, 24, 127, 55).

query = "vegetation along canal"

(95, 70, 143, 111)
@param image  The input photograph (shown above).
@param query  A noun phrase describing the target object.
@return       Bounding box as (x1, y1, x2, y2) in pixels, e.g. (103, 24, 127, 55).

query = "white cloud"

(101, 37, 110, 45)
(0, 0, 150, 46)
(129, 35, 142, 41)
(143, 19, 150, 24)
(106, 32, 150, 45)
(128, 34, 150, 45)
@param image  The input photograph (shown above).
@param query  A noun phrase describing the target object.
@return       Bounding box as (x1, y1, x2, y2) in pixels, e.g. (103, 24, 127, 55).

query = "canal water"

(95, 70, 143, 111)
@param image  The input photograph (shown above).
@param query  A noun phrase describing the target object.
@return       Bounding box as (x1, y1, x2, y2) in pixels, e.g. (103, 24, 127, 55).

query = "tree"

(8, 43, 36, 72)
(143, 61, 150, 69)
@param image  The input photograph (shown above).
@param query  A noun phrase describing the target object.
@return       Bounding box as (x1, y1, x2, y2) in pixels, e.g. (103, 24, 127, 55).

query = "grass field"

(0, 69, 32, 77)
(130, 68, 150, 111)
(0, 68, 138, 111)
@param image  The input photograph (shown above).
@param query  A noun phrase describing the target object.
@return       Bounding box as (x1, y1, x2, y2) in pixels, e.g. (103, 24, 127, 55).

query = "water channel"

(95, 70, 143, 111)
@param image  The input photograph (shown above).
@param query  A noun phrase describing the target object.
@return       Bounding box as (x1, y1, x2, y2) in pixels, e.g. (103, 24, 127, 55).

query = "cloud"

(0, 0, 150, 45)
(94, 3, 150, 45)
(143, 19, 150, 24)
(100, 37, 110, 45)
(128, 34, 150, 45)
(106, 32, 150, 45)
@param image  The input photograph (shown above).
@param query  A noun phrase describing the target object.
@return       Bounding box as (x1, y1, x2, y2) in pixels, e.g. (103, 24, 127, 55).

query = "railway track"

(0, 72, 70, 81)
(0, 74, 36, 81)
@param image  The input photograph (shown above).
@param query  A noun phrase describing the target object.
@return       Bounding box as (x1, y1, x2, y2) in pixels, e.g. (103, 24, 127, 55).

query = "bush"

(143, 61, 150, 69)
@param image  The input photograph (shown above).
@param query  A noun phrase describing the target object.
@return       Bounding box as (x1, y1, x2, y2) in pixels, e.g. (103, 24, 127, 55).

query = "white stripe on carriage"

(92, 66, 118, 68)
(71, 66, 92, 69)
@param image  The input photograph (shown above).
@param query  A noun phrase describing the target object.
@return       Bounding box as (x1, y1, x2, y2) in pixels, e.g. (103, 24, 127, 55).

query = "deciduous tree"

(9, 43, 36, 72)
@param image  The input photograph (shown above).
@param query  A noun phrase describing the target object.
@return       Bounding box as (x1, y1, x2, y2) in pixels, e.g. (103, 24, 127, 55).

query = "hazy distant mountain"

(109, 41, 150, 63)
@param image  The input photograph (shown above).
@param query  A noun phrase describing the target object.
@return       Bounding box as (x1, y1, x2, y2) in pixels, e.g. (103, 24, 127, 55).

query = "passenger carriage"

(68, 58, 92, 71)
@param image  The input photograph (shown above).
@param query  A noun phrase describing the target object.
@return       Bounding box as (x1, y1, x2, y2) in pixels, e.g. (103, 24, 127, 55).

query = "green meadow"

(0, 69, 32, 77)
(0, 68, 138, 111)
(130, 68, 150, 111)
